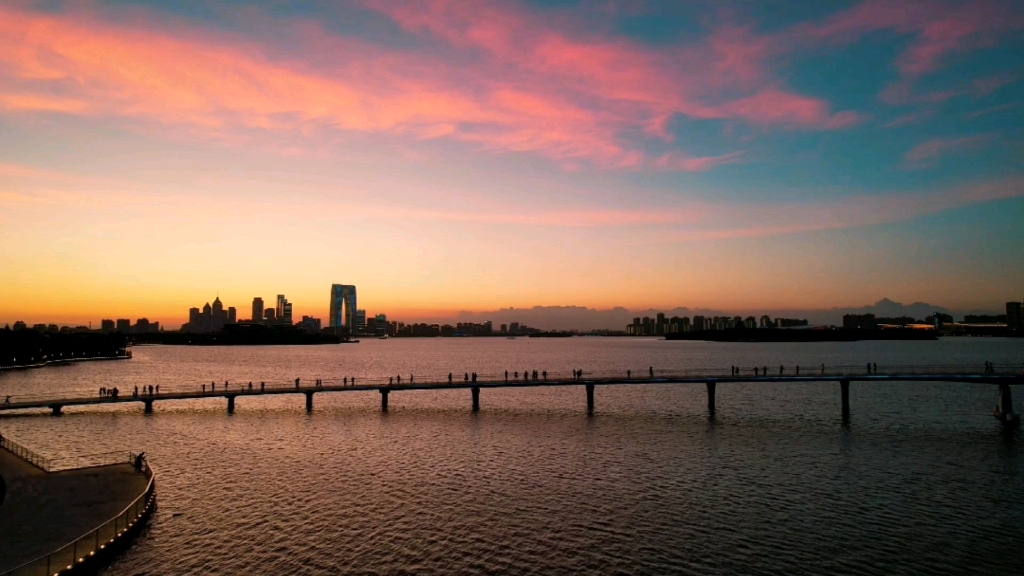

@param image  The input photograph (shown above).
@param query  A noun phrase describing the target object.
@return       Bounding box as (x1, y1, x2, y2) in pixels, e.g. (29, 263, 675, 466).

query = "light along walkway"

(0, 437, 155, 576)
(1, 368, 1021, 425)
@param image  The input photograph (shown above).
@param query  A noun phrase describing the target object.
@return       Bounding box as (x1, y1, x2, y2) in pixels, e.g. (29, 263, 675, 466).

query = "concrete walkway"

(0, 448, 148, 572)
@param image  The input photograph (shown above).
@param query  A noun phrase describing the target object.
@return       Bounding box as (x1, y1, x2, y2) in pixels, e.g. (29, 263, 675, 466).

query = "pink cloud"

(903, 134, 993, 168)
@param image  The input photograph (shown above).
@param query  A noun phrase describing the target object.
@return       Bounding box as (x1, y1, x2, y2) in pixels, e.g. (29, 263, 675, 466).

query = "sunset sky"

(1, 0, 1022, 327)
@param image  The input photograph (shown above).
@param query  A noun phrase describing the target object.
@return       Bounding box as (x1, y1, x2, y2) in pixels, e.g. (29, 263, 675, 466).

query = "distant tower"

(329, 284, 357, 333)
(252, 297, 264, 324)
(276, 295, 286, 320)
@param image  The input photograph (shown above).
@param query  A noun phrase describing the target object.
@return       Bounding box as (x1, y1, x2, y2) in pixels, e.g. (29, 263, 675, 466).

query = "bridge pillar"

(143, 399, 153, 414)
(706, 382, 716, 417)
(227, 395, 236, 414)
(380, 389, 389, 413)
(471, 387, 480, 412)
(840, 380, 850, 423)
(49, 404, 63, 416)
(586, 384, 594, 415)
(305, 391, 314, 413)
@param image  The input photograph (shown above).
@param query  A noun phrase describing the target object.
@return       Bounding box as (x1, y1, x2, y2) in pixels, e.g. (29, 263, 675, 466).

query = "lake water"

(1, 337, 1023, 575)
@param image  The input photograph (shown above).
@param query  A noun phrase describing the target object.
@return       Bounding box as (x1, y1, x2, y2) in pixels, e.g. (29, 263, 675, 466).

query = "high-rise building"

(116, 319, 131, 332)
(282, 302, 293, 325)
(276, 295, 286, 320)
(227, 307, 236, 324)
(375, 314, 387, 336)
(329, 284, 358, 333)
(251, 298, 264, 323)
(264, 308, 276, 322)
(355, 309, 366, 332)
(1008, 301, 1023, 331)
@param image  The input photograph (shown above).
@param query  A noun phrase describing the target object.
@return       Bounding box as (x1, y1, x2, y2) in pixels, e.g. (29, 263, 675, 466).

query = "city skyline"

(1, 1, 1023, 326)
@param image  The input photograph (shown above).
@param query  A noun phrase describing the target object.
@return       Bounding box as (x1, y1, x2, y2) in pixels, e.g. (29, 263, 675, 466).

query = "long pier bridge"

(2, 365, 1022, 424)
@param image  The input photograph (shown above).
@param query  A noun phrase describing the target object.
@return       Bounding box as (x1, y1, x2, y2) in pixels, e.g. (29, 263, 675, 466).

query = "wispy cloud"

(903, 134, 994, 169)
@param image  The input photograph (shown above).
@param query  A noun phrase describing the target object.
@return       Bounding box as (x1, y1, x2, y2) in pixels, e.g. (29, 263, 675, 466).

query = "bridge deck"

(1, 371, 1021, 414)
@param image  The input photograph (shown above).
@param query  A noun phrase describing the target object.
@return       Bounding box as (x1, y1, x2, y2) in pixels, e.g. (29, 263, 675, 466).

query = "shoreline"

(0, 353, 131, 373)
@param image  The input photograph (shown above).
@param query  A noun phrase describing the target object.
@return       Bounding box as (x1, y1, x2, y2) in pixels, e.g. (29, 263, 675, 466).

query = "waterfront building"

(510, 322, 520, 335)
(264, 309, 276, 322)
(744, 316, 757, 329)
(101, 319, 115, 333)
(252, 298, 264, 324)
(298, 315, 322, 333)
(282, 302, 293, 325)
(276, 295, 286, 320)
(355, 309, 366, 332)
(692, 315, 705, 332)
(329, 284, 358, 333)
(227, 307, 237, 324)
(500, 323, 508, 334)
(1008, 301, 1023, 331)
(375, 314, 388, 336)
(116, 319, 131, 332)
(760, 315, 772, 328)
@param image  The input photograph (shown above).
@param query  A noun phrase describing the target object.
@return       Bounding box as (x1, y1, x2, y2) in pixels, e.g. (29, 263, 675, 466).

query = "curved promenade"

(0, 437, 155, 576)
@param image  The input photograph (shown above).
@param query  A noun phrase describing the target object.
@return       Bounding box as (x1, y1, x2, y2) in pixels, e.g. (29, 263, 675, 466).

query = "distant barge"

(664, 329, 937, 343)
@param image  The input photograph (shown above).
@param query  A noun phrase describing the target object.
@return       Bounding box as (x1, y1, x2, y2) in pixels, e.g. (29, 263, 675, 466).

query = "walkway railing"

(0, 455, 156, 576)
(0, 435, 50, 471)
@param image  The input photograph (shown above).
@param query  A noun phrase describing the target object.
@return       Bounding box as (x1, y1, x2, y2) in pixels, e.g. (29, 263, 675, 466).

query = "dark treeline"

(0, 329, 129, 368)
(129, 323, 346, 346)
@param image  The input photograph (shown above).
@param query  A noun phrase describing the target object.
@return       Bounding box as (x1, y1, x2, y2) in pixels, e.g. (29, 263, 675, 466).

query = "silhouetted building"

(500, 323, 508, 334)
(776, 318, 809, 328)
(227, 307, 236, 324)
(1008, 301, 1023, 331)
(355, 309, 366, 332)
(276, 295, 286, 321)
(264, 308, 276, 322)
(101, 319, 115, 333)
(375, 314, 387, 336)
(329, 284, 357, 333)
(282, 302, 292, 325)
(298, 315, 322, 333)
(116, 319, 131, 332)
(843, 314, 877, 330)
(251, 298, 264, 324)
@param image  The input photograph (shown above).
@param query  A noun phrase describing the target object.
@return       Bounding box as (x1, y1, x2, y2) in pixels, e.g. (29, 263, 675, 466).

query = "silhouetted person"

(542, 371, 547, 380)
(112, 387, 119, 399)
(410, 374, 414, 383)
(202, 384, 206, 393)
(866, 363, 871, 374)
(795, 365, 800, 375)
(753, 367, 758, 376)
(465, 373, 469, 381)
(134, 452, 145, 473)
(295, 378, 300, 389)
(351, 377, 355, 385)
(514, 371, 519, 379)
(212, 382, 216, 392)
(149, 385, 154, 395)
(779, 365, 784, 376)
(448, 373, 453, 383)
(649, 366, 654, 378)
(344, 377, 348, 385)
(762, 366, 767, 376)
(248, 382, 253, 391)
(155, 385, 159, 394)
(627, 369, 631, 379)
(133, 386, 138, 398)
(397, 375, 401, 384)
(261, 382, 265, 392)
(505, 370, 508, 381)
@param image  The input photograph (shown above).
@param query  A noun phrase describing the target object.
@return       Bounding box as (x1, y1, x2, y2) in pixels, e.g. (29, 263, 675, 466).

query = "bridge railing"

(0, 454, 156, 576)
(1, 363, 1022, 407)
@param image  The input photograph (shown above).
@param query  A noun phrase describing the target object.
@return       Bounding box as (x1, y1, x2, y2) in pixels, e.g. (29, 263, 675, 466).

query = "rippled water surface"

(1, 338, 1023, 575)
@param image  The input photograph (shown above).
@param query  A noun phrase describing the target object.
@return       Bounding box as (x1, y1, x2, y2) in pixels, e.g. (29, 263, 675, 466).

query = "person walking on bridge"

(779, 365, 784, 376)
(133, 386, 138, 398)
(155, 385, 159, 394)
(649, 366, 654, 378)
(397, 375, 401, 384)
(542, 371, 547, 380)
(795, 365, 800, 376)
(261, 382, 265, 392)
(448, 373, 453, 383)
(249, 382, 253, 392)
(505, 370, 508, 381)
(211, 381, 216, 392)
(465, 373, 469, 381)
(627, 369, 631, 379)
(294, 378, 300, 389)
